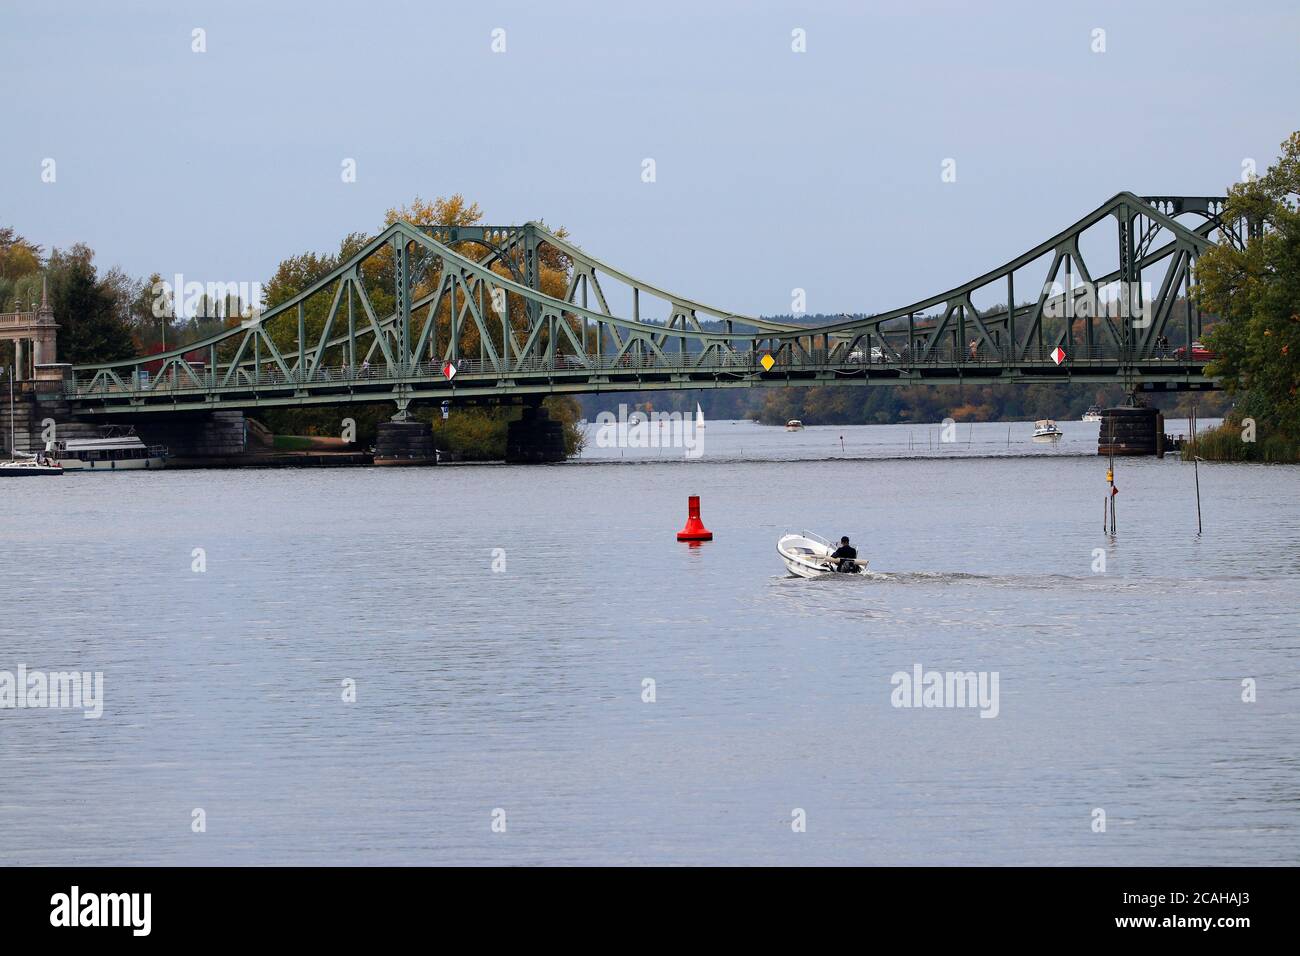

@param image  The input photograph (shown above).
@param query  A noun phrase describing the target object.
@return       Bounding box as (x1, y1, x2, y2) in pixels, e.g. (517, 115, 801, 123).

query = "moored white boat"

(3, 373, 62, 474)
(1032, 419, 1063, 442)
(777, 531, 868, 578)
(0, 455, 63, 476)
(47, 428, 168, 471)
(1082, 406, 1102, 423)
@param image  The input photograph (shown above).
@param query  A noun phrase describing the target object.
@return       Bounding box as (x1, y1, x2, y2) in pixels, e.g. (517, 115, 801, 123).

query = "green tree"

(47, 245, 137, 365)
(1197, 131, 1300, 449)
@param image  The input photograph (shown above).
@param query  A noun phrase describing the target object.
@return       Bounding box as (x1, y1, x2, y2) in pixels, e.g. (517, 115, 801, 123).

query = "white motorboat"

(1032, 419, 1063, 442)
(0, 455, 63, 476)
(777, 531, 868, 578)
(46, 427, 168, 471)
(1082, 406, 1103, 423)
(785, 420, 805, 431)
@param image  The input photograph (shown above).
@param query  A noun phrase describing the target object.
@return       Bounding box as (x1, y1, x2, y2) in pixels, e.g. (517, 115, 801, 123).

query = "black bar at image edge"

(0, 867, 1281, 941)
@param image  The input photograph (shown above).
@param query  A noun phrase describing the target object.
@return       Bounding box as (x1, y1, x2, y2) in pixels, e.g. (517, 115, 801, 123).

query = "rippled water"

(1, 419, 1295, 865)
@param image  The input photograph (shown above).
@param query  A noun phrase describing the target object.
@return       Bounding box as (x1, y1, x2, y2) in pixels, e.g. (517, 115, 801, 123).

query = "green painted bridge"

(63, 193, 1236, 418)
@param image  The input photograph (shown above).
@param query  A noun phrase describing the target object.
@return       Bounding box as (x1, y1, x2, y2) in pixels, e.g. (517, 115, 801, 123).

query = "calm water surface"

(1, 419, 1296, 865)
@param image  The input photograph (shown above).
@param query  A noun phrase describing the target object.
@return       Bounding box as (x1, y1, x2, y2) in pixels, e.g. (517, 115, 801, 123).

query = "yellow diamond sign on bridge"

(760, 352, 775, 371)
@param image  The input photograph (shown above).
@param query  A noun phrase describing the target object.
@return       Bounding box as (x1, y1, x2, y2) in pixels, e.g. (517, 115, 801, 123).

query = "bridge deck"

(64, 348, 1216, 414)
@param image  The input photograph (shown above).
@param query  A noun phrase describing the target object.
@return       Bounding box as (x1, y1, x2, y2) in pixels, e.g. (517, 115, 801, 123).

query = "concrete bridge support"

(132, 410, 249, 460)
(1098, 406, 1164, 457)
(374, 420, 436, 465)
(0, 390, 39, 453)
(505, 403, 566, 464)
(3, 393, 101, 454)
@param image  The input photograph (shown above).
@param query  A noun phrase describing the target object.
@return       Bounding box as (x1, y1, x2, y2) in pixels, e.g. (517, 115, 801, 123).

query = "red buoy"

(676, 495, 713, 541)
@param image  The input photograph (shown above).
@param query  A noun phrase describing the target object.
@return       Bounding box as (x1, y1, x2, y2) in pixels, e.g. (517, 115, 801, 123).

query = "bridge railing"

(66, 343, 1202, 398)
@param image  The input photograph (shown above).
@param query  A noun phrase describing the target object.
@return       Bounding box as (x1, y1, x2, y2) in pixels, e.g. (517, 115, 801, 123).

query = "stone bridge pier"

(506, 401, 566, 463)
(10, 397, 250, 462)
(129, 411, 249, 461)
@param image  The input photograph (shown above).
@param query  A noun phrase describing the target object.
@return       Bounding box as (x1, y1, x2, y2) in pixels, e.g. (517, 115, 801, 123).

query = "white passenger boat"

(1081, 406, 1102, 423)
(1032, 419, 1063, 442)
(777, 531, 868, 578)
(785, 420, 805, 431)
(46, 428, 168, 471)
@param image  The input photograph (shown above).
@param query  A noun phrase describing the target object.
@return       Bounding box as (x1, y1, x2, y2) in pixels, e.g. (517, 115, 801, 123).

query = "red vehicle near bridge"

(1173, 340, 1216, 361)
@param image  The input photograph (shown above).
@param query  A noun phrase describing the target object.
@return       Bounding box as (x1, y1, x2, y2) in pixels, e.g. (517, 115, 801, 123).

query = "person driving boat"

(830, 536, 860, 573)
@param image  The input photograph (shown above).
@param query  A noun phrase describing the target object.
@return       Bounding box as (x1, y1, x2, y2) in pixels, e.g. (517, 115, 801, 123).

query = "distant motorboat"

(1032, 419, 1063, 442)
(777, 531, 868, 578)
(785, 420, 804, 431)
(1082, 406, 1103, 423)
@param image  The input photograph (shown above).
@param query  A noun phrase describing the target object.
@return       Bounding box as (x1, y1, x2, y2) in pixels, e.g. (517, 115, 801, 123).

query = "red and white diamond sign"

(442, 361, 457, 380)
(1050, 346, 1066, 366)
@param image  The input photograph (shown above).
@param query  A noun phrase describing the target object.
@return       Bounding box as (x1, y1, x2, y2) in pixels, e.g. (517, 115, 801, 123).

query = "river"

(1, 418, 1296, 865)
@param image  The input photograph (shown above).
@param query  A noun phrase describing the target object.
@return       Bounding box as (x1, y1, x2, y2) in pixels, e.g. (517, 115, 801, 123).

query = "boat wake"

(771, 569, 1158, 590)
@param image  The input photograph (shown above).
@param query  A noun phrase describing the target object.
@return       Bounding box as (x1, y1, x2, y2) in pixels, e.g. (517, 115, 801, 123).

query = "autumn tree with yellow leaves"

(256, 194, 584, 458)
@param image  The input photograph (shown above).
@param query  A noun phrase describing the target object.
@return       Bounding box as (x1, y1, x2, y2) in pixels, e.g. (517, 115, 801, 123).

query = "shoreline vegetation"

(1189, 419, 1299, 463)
(259, 397, 585, 462)
(581, 384, 1229, 431)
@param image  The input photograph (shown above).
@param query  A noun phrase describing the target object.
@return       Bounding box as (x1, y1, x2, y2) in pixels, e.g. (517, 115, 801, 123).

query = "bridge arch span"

(64, 193, 1225, 415)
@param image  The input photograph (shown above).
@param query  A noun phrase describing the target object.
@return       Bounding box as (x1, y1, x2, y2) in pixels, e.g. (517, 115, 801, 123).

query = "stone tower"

(32, 276, 58, 367)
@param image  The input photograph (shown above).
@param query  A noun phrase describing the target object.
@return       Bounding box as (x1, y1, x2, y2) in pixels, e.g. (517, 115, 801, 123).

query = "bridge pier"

(0, 389, 41, 453)
(133, 411, 249, 460)
(1098, 405, 1164, 457)
(2, 399, 251, 462)
(505, 403, 566, 464)
(374, 420, 436, 466)
(3, 392, 116, 455)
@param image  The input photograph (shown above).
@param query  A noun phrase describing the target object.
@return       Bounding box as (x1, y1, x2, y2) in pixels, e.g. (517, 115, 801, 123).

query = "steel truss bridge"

(65, 192, 1236, 418)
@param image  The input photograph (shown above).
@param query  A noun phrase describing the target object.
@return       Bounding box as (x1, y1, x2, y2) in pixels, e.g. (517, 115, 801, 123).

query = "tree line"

(1196, 131, 1300, 461)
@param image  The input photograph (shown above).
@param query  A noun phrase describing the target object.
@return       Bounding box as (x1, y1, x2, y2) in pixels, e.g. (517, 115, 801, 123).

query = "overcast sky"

(3, 0, 1296, 317)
